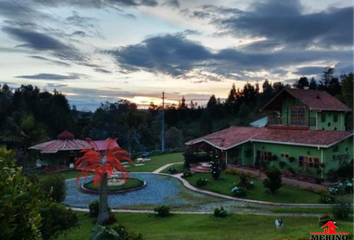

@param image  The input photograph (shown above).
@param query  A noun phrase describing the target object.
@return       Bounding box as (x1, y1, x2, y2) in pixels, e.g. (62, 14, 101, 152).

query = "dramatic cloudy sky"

(0, 0, 353, 110)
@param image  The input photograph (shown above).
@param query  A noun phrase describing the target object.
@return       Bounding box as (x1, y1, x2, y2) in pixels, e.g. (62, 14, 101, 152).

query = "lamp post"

(161, 92, 165, 152)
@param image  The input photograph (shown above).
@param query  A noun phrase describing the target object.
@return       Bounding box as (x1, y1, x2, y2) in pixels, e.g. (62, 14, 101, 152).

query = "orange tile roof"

(186, 126, 353, 149)
(261, 88, 352, 112)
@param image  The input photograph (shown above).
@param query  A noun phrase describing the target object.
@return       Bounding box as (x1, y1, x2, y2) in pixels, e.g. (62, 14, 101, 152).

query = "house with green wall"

(186, 89, 353, 178)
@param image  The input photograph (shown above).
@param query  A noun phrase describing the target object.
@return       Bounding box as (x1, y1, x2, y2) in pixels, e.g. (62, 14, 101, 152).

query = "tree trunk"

(97, 173, 109, 225)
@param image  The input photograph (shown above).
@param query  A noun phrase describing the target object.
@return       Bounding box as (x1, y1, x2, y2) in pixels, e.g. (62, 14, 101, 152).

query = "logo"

(310, 221, 349, 240)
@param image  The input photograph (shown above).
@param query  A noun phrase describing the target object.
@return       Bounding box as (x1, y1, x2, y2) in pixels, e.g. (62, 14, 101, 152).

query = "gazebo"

(29, 130, 92, 169)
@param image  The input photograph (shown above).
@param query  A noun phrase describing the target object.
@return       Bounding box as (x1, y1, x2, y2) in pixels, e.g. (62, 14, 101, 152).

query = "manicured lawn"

(58, 212, 354, 240)
(127, 152, 184, 173)
(269, 207, 332, 214)
(186, 173, 322, 204)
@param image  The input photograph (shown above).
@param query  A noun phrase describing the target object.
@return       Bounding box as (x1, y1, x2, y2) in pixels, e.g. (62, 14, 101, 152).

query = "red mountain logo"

(310, 221, 349, 240)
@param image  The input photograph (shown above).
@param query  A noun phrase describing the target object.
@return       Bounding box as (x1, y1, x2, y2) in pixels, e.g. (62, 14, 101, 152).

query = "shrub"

(263, 166, 282, 194)
(210, 152, 221, 180)
(111, 224, 143, 240)
(168, 167, 177, 174)
(0, 147, 42, 240)
(332, 193, 353, 220)
(231, 185, 247, 197)
(279, 161, 286, 169)
(182, 171, 193, 178)
(319, 193, 335, 204)
(89, 224, 143, 240)
(39, 201, 79, 240)
(214, 207, 227, 218)
(40, 173, 66, 202)
(153, 205, 171, 217)
(89, 200, 111, 218)
(224, 168, 238, 175)
(315, 177, 324, 184)
(288, 157, 295, 163)
(196, 177, 208, 187)
(238, 174, 254, 189)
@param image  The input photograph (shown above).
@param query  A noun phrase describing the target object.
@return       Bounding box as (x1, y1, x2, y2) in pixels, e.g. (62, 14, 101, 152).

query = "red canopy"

(29, 131, 92, 153)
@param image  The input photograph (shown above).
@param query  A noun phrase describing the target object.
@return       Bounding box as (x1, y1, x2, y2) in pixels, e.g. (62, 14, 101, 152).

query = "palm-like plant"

(75, 138, 133, 224)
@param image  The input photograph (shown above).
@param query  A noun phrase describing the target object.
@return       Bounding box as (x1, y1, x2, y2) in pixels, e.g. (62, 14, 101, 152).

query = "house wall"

(323, 137, 353, 173)
(253, 142, 322, 175)
(281, 97, 308, 126)
(316, 111, 346, 131)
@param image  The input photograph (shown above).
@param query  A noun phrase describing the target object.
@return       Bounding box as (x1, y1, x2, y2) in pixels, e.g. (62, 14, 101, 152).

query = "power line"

(8, 0, 105, 68)
(35, 0, 103, 53)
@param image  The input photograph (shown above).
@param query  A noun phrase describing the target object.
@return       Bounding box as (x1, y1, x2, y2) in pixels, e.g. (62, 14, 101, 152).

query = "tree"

(294, 76, 309, 89)
(341, 73, 353, 108)
(263, 166, 282, 194)
(165, 127, 184, 149)
(207, 94, 217, 109)
(309, 77, 318, 90)
(320, 67, 341, 96)
(199, 110, 213, 135)
(75, 138, 133, 224)
(120, 110, 145, 158)
(0, 147, 42, 240)
(210, 151, 221, 180)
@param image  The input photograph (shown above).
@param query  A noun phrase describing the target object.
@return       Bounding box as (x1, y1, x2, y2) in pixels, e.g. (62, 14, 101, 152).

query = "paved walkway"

(152, 162, 183, 173)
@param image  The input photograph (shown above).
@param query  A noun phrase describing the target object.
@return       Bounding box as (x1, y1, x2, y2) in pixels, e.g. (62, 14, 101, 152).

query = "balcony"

(268, 117, 316, 127)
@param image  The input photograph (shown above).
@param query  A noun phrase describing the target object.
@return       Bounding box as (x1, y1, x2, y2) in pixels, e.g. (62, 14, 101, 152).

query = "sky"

(0, 0, 353, 111)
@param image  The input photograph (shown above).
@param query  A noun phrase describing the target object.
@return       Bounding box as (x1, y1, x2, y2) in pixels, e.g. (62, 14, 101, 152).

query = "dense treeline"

(0, 67, 352, 165)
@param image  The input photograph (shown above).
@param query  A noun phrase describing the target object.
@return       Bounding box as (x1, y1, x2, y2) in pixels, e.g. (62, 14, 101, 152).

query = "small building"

(186, 89, 353, 178)
(29, 131, 92, 168)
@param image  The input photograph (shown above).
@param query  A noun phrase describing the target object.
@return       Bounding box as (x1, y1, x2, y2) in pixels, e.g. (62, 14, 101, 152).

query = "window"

(290, 106, 306, 125)
(281, 153, 289, 158)
(299, 156, 320, 168)
(333, 113, 338, 122)
(256, 151, 272, 161)
(321, 112, 326, 122)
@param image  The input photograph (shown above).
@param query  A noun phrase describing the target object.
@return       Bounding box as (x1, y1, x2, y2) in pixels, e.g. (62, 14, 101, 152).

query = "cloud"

(46, 83, 68, 88)
(95, 68, 112, 74)
(105, 33, 352, 80)
(65, 11, 102, 37)
(15, 73, 87, 80)
(212, 0, 353, 49)
(293, 67, 325, 76)
(3, 26, 69, 51)
(30, 56, 71, 67)
(164, 0, 179, 8)
(33, 0, 159, 9)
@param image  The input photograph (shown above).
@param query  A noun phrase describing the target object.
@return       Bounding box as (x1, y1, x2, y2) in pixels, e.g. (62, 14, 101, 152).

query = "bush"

(238, 174, 254, 189)
(288, 157, 295, 163)
(263, 166, 282, 194)
(39, 201, 79, 240)
(214, 207, 227, 218)
(0, 147, 42, 240)
(210, 152, 221, 180)
(196, 177, 208, 187)
(319, 193, 335, 204)
(89, 224, 143, 240)
(153, 205, 171, 217)
(231, 185, 247, 197)
(89, 200, 111, 218)
(331, 194, 353, 220)
(182, 171, 193, 178)
(279, 161, 286, 169)
(168, 167, 177, 174)
(40, 173, 66, 202)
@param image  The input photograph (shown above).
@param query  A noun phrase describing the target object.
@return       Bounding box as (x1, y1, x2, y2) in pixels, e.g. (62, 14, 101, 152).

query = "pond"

(64, 173, 225, 209)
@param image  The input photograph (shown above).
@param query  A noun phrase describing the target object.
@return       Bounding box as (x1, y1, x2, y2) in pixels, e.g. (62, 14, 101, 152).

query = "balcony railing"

(268, 117, 316, 127)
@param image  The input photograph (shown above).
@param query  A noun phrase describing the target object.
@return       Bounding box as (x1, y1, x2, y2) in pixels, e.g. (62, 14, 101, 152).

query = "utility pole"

(161, 92, 165, 152)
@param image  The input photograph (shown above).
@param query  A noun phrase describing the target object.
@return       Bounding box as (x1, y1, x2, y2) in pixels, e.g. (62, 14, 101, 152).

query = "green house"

(186, 89, 353, 178)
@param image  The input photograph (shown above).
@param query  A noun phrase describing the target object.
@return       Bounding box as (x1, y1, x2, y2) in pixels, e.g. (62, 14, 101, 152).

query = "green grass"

(269, 207, 331, 214)
(186, 173, 322, 204)
(58, 212, 354, 240)
(127, 152, 184, 172)
(84, 178, 144, 191)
